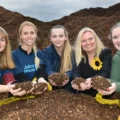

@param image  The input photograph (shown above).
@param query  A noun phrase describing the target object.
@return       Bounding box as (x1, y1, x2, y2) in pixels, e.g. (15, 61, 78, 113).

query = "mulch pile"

(0, 3, 120, 54)
(0, 89, 119, 120)
(0, 3, 120, 120)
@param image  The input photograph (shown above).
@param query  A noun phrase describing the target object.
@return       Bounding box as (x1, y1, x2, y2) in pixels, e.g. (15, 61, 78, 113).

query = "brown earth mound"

(0, 3, 120, 119)
(0, 89, 120, 120)
(0, 3, 120, 55)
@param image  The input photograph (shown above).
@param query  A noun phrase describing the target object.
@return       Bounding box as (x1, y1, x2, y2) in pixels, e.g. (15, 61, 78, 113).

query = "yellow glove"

(47, 82, 52, 91)
(118, 116, 120, 120)
(32, 77, 37, 82)
(95, 92, 120, 106)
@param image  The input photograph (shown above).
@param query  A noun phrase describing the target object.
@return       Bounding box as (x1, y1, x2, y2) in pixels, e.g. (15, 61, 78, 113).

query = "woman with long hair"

(0, 27, 17, 93)
(12, 21, 48, 95)
(72, 27, 112, 97)
(43, 25, 75, 91)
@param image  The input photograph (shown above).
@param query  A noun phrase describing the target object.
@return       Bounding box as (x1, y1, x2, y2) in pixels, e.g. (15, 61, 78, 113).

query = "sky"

(0, 0, 120, 22)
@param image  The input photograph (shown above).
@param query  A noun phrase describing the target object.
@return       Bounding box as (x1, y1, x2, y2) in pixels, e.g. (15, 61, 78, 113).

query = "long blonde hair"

(19, 21, 40, 68)
(49, 25, 72, 73)
(75, 27, 105, 66)
(0, 27, 15, 69)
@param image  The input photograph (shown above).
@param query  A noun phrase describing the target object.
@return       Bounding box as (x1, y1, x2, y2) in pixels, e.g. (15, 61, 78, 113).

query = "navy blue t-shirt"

(12, 46, 45, 81)
(43, 44, 76, 93)
(43, 44, 75, 80)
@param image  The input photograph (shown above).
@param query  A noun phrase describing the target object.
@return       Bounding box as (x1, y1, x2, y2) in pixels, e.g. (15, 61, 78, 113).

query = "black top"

(72, 48, 112, 97)
(73, 48, 112, 79)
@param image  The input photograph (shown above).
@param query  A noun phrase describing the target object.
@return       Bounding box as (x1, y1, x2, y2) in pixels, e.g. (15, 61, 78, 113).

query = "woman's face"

(0, 36, 6, 52)
(81, 31, 96, 54)
(50, 28, 67, 49)
(20, 25, 37, 47)
(112, 27, 120, 51)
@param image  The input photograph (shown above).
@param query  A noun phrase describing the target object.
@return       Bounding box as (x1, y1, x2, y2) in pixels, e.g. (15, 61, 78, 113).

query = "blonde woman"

(43, 25, 75, 90)
(12, 21, 48, 95)
(0, 27, 20, 94)
(72, 27, 112, 97)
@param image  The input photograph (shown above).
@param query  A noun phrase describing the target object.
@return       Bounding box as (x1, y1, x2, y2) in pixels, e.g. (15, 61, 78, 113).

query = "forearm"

(0, 85, 9, 93)
(110, 75, 120, 92)
(114, 82, 120, 92)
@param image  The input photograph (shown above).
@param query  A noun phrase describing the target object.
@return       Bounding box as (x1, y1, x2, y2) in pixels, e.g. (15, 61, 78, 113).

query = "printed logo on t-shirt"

(24, 64, 37, 73)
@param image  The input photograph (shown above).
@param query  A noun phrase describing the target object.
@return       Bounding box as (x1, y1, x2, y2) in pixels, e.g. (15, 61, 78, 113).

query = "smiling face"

(50, 28, 67, 49)
(0, 35, 6, 52)
(112, 27, 120, 51)
(81, 31, 97, 54)
(20, 25, 37, 47)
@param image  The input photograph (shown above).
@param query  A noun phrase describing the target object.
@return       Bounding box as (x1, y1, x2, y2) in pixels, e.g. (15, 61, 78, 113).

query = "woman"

(43, 25, 75, 91)
(72, 27, 112, 97)
(99, 22, 120, 95)
(0, 27, 21, 95)
(0, 27, 15, 84)
(12, 21, 48, 95)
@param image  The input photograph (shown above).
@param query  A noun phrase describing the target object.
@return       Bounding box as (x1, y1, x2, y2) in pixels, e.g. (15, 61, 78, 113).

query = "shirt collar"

(18, 45, 34, 55)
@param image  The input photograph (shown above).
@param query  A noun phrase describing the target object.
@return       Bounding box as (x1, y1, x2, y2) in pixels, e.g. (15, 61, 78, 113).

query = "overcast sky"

(0, 0, 120, 22)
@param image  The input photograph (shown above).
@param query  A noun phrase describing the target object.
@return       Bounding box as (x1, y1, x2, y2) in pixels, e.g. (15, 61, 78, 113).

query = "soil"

(72, 77, 86, 90)
(0, 93, 8, 99)
(14, 81, 32, 94)
(32, 83, 48, 95)
(91, 76, 111, 90)
(0, 3, 120, 119)
(48, 73, 69, 87)
(0, 89, 120, 120)
(14, 81, 48, 95)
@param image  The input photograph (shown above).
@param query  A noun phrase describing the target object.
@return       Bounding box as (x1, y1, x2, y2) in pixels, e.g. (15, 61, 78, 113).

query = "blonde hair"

(0, 27, 15, 69)
(49, 25, 72, 73)
(19, 21, 40, 68)
(75, 27, 105, 66)
(109, 21, 120, 40)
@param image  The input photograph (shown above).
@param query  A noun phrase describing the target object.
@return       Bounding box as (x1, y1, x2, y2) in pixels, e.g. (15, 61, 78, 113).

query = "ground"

(0, 89, 119, 120)
(0, 3, 120, 120)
